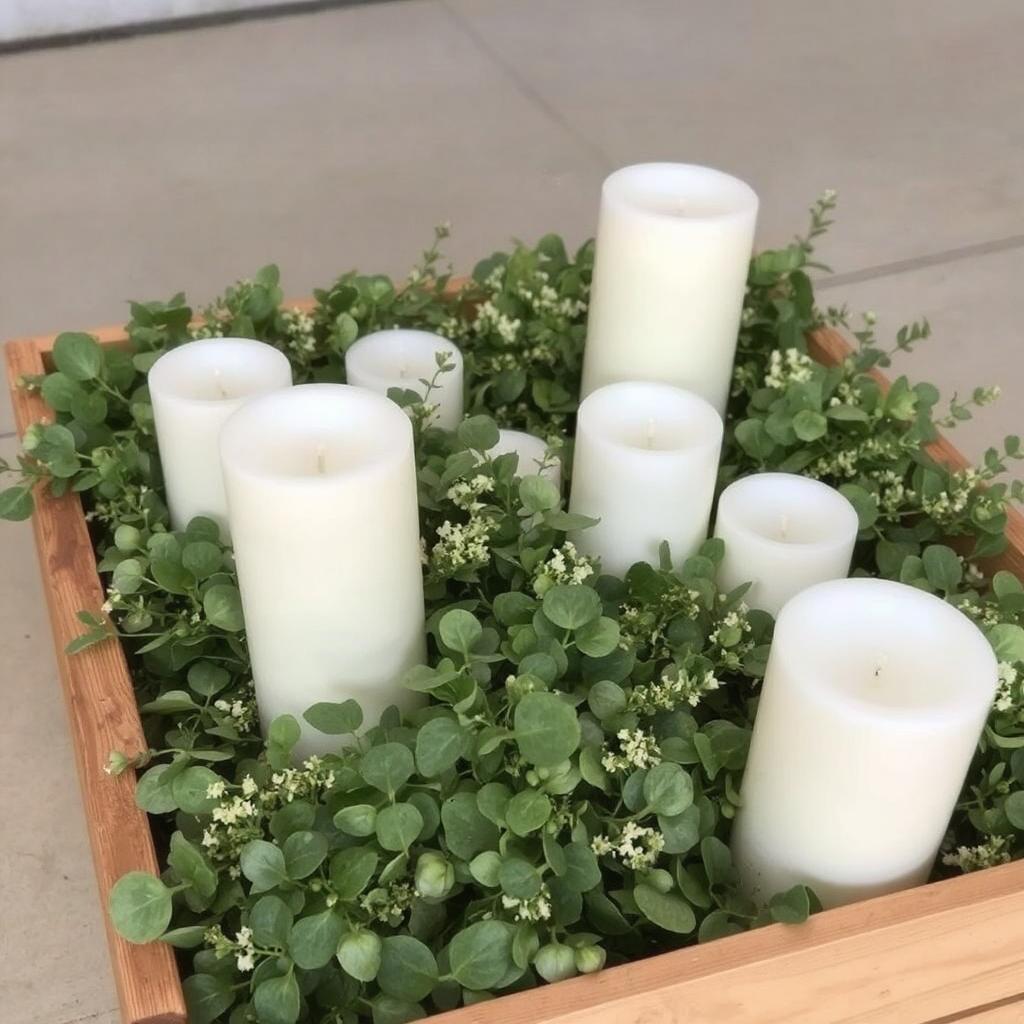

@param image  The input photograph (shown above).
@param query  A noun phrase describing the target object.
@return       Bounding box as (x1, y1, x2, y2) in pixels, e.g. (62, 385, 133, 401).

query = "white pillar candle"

(148, 338, 292, 538)
(491, 429, 561, 489)
(568, 381, 723, 577)
(713, 473, 859, 615)
(345, 328, 464, 430)
(580, 163, 758, 414)
(220, 383, 426, 758)
(732, 577, 997, 909)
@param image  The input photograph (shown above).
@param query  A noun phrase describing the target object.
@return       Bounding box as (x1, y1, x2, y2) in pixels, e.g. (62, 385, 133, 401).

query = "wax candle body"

(580, 163, 758, 414)
(148, 338, 292, 537)
(568, 381, 723, 577)
(491, 429, 561, 489)
(731, 577, 997, 909)
(714, 473, 859, 614)
(345, 329, 464, 430)
(220, 384, 426, 758)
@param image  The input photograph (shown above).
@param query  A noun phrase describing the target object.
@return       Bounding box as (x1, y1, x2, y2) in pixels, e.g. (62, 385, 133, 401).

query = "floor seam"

(817, 232, 1024, 291)
(50, 1008, 121, 1024)
(438, 0, 614, 175)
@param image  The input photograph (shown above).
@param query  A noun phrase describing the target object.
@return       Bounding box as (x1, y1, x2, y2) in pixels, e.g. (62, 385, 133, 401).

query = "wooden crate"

(6, 312, 1024, 1024)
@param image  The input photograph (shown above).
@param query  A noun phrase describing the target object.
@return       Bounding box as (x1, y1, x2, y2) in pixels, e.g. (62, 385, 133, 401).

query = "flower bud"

(534, 941, 577, 983)
(415, 851, 455, 899)
(574, 944, 606, 974)
(104, 750, 131, 776)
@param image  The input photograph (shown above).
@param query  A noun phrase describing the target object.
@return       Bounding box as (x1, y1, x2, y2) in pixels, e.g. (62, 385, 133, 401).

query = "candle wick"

(779, 514, 789, 541)
(873, 653, 889, 679)
(645, 417, 656, 450)
(399, 364, 408, 380)
(213, 367, 227, 399)
(316, 444, 326, 476)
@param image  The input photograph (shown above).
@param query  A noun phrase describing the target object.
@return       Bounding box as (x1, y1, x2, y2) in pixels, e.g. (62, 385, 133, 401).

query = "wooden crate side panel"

(4, 341, 186, 1024)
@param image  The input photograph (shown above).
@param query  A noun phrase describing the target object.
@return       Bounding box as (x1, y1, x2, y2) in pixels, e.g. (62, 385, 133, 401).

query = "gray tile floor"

(1, 1, 1022, 1019)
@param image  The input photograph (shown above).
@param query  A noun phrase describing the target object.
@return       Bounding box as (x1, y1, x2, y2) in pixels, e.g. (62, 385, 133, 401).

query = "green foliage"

(5, 200, 1024, 1022)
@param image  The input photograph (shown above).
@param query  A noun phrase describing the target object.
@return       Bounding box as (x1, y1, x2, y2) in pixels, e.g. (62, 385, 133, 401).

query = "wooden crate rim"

(6, 306, 1024, 1024)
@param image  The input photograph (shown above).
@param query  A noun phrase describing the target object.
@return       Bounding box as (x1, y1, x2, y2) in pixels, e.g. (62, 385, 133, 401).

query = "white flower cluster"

(446, 474, 494, 512)
(873, 469, 913, 516)
(919, 468, 981, 526)
(234, 925, 256, 972)
(361, 881, 414, 925)
(942, 834, 1011, 873)
(200, 757, 336, 863)
(994, 661, 1020, 713)
(189, 321, 226, 341)
(764, 348, 815, 390)
(281, 307, 317, 355)
(532, 541, 595, 596)
(213, 694, 257, 732)
(628, 666, 722, 714)
(501, 884, 552, 922)
(828, 380, 861, 408)
(474, 299, 522, 345)
(601, 728, 662, 775)
(430, 516, 495, 575)
(591, 821, 665, 870)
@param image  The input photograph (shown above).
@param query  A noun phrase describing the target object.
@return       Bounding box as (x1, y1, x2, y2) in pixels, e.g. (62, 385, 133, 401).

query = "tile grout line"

(817, 232, 1024, 291)
(437, 0, 614, 175)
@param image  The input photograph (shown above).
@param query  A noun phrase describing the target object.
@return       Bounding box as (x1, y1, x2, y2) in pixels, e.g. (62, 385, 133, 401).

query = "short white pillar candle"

(345, 328, 464, 430)
(580, 163, 758, 414)
(148, 338, 292, 538)
(568, 381, 723, 577)
(491, 429, 561, 489)
(713, 472, 859, 615)
(731, 577, 997, 909)
(220, 383, 426, 758)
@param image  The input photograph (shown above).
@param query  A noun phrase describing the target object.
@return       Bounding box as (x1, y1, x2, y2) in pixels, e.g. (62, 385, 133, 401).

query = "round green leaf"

(183, 973, 236, 1024)
(438, 609, 482, 654)
(792, 409, 828, 442)
(360, 742, 415, 795)
(376, 802, 423, 852)
(769, 883, 812, 924)
(0, 486, 32, 522)
(240, 840, 289, 894)
(574, 616, 620, 657)
(289, 909, 344, 969)
(561, 841, 601, 893)
(182, 541, 223, 579)
(519, 475, 560, 513)
(304, 699, 363, 735)
(253, 972, 301, 1024)
(469, 850, 502, 887)
(283, 830, 328, 879)
(504, 789, 552, 836)
(203, 584, 244, 631)
(53, 332, 103, 381)
(415, 716, 469, 777)
(448, 919, 514, 991)
(134, 764, 179, 814)
(338, 929, 382, 983)
(642, 762, 693, 816)
(109, 872, 173, 943)
(250, 894, 294, 948)
(1004, 790, 1024, 829)
(441, 792, 499, 860)
(112, 558, 145, 595)
(457, 415, 500, 452)
(514, 692, 581, 767)
(330, 846, 379, 899)
(378, 935, 439, 1002)
(40, 371, 82, 412)
(542, 585, 602, 629)
(170, 766, 223, 814)
(333, 803, 378, 837)
(633, 885, 696, 934)
(498, 857, 542, 900)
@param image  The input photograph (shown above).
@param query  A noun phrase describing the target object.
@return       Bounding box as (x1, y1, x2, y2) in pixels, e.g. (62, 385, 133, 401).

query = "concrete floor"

(2, 1, 1023, 1020)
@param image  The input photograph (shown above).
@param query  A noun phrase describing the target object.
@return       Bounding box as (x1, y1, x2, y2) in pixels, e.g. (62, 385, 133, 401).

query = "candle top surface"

(220, 383, 413, 483)
(148, 337, 292, 403)
(577, 381, 723, 456)
(774, 577, 997, 725)
(603, 162, 758, 221)
(717, 472, 859, 548)
(346, 329, 461, 386)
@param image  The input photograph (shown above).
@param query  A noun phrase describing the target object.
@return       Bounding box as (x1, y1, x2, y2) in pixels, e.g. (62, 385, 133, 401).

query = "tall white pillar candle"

(492, 429, 561, 489)
(732, 577, 997, 909)
(220, 383, 426, 758)
(568, 381, 723, 577)
(580, 163, 758, 414)
(714, 473, 859, 614)
(148, 338, 292, 537)
(345, 329, 464, 430)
